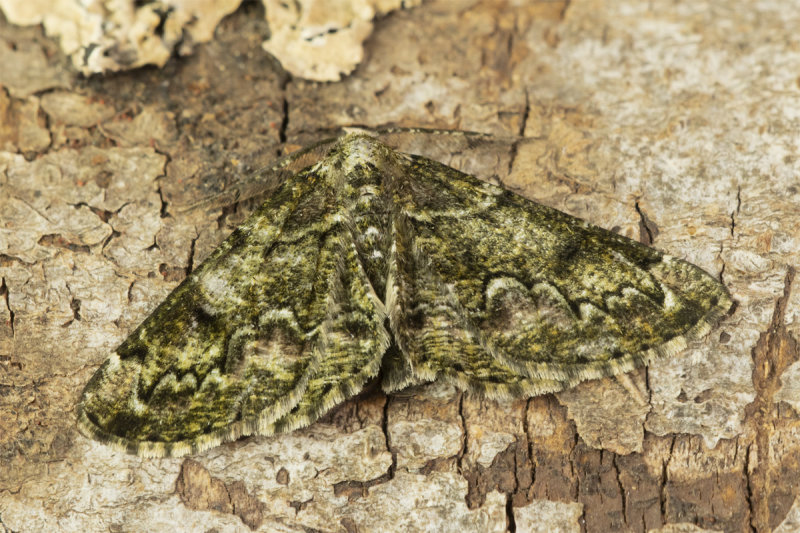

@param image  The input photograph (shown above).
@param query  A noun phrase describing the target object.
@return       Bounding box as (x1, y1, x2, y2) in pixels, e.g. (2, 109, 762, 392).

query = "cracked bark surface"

(2, 1, 800, 532)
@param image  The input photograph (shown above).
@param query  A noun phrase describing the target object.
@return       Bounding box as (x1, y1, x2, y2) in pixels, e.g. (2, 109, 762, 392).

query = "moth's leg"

(614, 371, 649, 407)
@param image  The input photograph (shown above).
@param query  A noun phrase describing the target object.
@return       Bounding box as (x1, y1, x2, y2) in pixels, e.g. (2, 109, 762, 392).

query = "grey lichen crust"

(77, 133, 733, 457)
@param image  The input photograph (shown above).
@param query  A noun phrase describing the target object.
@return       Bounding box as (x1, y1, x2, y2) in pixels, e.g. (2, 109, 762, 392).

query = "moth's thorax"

(338, 133, 392, 169)
(337, 140, 393, 301)
(307, 134, 398, 302)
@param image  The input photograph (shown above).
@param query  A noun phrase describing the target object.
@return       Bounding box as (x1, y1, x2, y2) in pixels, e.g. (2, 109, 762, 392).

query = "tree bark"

(1, 1, 798, 532)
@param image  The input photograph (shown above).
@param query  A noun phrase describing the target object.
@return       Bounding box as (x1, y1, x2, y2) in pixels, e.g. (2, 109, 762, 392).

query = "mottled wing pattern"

(79, 133, 732, 456)
(387, 152, 731, 398)
(388, 211, 568, 398)
(267, 237, 390, 435)
(78, 147, 389, 456)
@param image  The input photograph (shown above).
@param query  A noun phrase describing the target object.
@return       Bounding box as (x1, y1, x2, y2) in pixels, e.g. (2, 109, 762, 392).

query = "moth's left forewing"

(79, 135, 408, 455)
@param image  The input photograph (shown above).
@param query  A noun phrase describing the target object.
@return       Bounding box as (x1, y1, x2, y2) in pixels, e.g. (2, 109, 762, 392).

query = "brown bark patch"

(745, 267, 800, 531)
(175, 458, 266, 530)
(528, 396, 580, 503)
(332, 472, 392, 502)
(463, 438, 533, 510)
(275, 467, 289, 485)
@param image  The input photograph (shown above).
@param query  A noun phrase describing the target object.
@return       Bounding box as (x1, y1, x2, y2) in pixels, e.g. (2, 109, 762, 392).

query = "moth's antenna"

(176, 135, 343, 213)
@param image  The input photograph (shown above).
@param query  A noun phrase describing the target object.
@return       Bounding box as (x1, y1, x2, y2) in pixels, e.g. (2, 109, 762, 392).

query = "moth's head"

(331, 132, 396, 172)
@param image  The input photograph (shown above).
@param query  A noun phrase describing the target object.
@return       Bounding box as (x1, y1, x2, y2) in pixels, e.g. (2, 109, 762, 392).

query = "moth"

(78, 131, 732, 457)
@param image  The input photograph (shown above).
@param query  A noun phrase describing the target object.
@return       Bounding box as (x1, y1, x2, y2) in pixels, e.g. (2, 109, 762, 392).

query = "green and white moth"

(78, 132, 732, 457)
